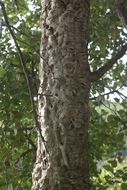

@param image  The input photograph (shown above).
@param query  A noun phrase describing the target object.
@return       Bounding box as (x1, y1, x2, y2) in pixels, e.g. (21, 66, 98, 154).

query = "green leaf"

(108, 160, 117, 168)
(0, 68, 5, 78)
(103, 164, 113, 173)
(121, 183, 127, 190)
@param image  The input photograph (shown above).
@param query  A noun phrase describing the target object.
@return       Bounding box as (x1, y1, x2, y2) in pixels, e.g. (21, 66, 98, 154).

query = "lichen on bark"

(32, 1, 91, 189)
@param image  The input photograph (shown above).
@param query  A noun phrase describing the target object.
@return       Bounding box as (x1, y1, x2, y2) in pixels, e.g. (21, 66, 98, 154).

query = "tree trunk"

(32, 0, 91, 189)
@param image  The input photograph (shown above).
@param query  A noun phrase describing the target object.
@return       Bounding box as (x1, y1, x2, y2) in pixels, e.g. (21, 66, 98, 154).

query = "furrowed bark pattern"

(32, 0, 91, 189)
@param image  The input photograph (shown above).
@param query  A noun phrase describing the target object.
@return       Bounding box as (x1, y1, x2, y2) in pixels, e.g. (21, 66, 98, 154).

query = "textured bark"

(32, 0, 91, 190)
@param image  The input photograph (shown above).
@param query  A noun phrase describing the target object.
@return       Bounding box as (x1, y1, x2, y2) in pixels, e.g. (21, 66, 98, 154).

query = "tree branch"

(90, 0, 127, 82)
(90, 43, 127, 82)
(90, 89, 127, 100)
(0, 1, 48, 153)
(0, 1, 34, 106)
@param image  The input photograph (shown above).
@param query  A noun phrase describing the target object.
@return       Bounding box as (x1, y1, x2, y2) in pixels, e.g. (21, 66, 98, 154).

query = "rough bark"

(32, 0, 91, 190)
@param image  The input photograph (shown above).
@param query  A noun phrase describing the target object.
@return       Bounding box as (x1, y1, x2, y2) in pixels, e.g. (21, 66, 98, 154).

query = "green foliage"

(0, 0, 127, 189)
(0, 0, 40, 189)
(89, 1, 127, 189)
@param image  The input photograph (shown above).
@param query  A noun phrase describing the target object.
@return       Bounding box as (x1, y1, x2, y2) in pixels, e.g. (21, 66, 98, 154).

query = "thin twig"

(90, 89, 127, 100)
(90, 82, 127, 100)
(90, 43, 127, 82)
(14, 148, 33, 165)
(0, 1, 48, 153)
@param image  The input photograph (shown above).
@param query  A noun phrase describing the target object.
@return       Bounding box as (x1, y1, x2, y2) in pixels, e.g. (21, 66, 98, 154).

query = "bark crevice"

(32, 1, 90, 189)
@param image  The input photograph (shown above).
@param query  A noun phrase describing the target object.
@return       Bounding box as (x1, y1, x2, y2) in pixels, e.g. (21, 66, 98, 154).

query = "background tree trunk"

(32, 0, 91, 189)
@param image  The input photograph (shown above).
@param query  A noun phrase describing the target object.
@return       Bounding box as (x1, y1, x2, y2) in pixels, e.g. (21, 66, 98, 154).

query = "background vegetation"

(0, 0, 127, 189)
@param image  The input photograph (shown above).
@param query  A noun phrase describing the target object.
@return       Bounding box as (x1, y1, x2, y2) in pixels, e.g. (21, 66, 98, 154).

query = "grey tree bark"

(32, 0, 91, 189)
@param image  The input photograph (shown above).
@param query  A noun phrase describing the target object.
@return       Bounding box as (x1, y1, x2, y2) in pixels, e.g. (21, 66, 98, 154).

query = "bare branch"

(90, 43, 127, 82)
